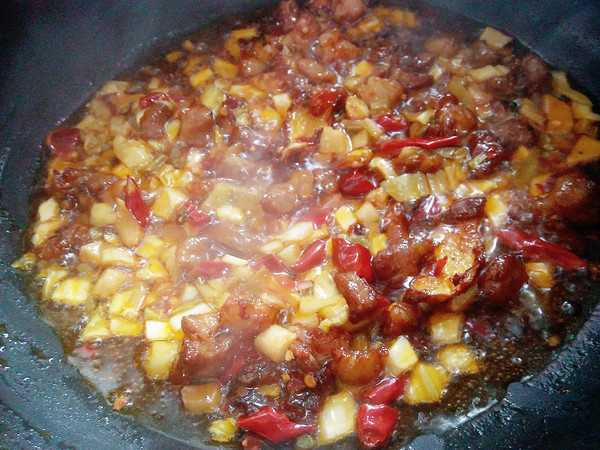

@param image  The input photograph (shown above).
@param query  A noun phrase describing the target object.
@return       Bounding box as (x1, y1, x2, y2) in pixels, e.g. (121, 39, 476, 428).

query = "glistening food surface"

(12, 0, 600, 447)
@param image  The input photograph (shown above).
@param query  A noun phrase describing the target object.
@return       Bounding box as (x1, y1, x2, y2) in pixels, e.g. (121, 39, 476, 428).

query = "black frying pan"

(1, 1, 600, 448)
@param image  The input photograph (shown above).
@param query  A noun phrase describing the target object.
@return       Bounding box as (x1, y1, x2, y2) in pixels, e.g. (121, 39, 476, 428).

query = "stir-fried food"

(14, 0, 600, 447)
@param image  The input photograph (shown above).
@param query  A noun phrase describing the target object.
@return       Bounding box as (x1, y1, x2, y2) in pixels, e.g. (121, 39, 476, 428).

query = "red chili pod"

(375, 114, 408, 133)
(339, 170, 376, 197)
(251, 254, 289, 274)
(290, 239, 327, 272)
(379, 136, 461, 157)
(193, 261, 231, 279)
(139, 92, 187, 108)
(361, 376, 408, 405)
(309, 89, 346, 117)
(298, 208, 333, 228)
(332, 238, 373, 282)
(237, 407, 316, 444)
(356, 404, 399, 448)
(495, 228, 587, 271)
(45, 126, 81, 160)
(125, 176, 151, 228)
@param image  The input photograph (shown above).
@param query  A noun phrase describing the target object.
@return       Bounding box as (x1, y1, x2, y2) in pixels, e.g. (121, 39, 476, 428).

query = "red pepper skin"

(291, 239, 327, 272)
(237, 407, 316, 443)
(356, 404, 399, 448)
(309, 89, 346, 117)
(495, 228, 587, 271)
(251, 254, 288, 274)
(361, 377, 407, 404)
(45, 126, 81, 160)
(125, 176, 151, 228)
(339, 170, 376, 197)
(411, 195, 442, 222)
(379, 136, 461, 156)
(298, 208, 333, 228)
(139, 92, 186, 108)
(332, 238, 373, 282)
(375, 114, 408, 133)
(193, 261, 231, 279)
(178, 201, 211, 227)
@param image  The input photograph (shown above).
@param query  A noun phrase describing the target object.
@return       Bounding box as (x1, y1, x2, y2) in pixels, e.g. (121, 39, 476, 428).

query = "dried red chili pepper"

(361, 376, 407, 404)
(298, 208, 333, 228)
(125, 176, 151, 228)
(291, 239, 327, 272)
(177, 201, 211, 226)
(411, 195, 442, 222)
(309, 89, 346, 117)
(356, 404, 399, 448)
(379, 136, 461, 156)
(375, 114, 408, 133)
(139, 92, 186, 108)
(495, 228, 588, 271)
(193, 261, 231, 279)
(237, 407, 316, 443)
(339, 170, 376, 197)
(332, 238, 373, 282)
(251, 254, 288, 274)
(45, 126, 81, 160)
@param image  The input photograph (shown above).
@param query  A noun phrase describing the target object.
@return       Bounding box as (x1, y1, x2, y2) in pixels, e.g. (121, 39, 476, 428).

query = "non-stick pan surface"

(1, 1, 600, 448)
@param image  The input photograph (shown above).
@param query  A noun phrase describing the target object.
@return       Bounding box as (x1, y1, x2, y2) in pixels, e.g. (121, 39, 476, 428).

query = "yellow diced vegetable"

(168, 304, 214, 332)
(151, 187, 187, 221)
(254, 325, 297, 363)
(317, 391, 357, 444)
(353, 60, 373, 77)
(115, 198, 143, 248)
(31, 219, 64, 247)
(113, 136, 153, 170)
(136, 258, 169, 281)
(93, 268, 130, 298)
(38, 197, 59, 222)
(200, 84, 226, 112)
(345, 96, 369, 120)
(526, 262, 554, 289)
(438, 344, 478, 374)
(145, 320, 175, 340)
(182, 382, 223, 413)
(209, 418, 238, 443)
(485, 193, 508, 227)
(542, 94, 573, 133)
(101, 246, 137, 267)
(10, 252, 37, 271)
(369, 233, 388, 255)
(272, 93, 292, 117)
(479, 27, 513, 49)
(566, 135, 600, 166)
(90, 203, 118, 227)
(334, 205, 357, 232)
(144, 340, 180, 379)
(81, 307, 111, 340)
(41, 265, 69, 299)
(51, 278, 91, 305)
(216, 204, 244, 224)
(213, 58, 238, 79)
(189, 68, 214, 88)
(136, 236, 167, 259)
(355, 201, 380, 225)
(320, 126, 351, 155)
(430, 312, 464, 344)
(386, 336, 418, 376)
(369, 156, 397, 179)
(404, 362, 450, 404)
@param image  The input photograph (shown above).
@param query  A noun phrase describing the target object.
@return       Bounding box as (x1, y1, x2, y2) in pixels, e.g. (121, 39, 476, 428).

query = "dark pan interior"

(1, 1, 600, 448)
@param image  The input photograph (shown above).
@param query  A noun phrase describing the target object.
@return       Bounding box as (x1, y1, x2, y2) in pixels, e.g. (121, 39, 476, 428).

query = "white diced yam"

(430, 312, 464, 344)
(93, 268, 130, 298)
(110, 317, 143, 336)
(181, 382, 223, 413)
(317, 391, 357, 444)
(168, 304, 214, 332)
(386, 336, 418, 376)
(144, 340, 180, 379)
(254, 325, 297, 363)
(51, 278, 91, 305)
(334, 205, 357, 232)
(90, 203, 118, 227)
(145, 320, 175, 340)
(151, 187, 188, 221)
(38, 198, 59, 222)
(113, 136, 153, 169)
